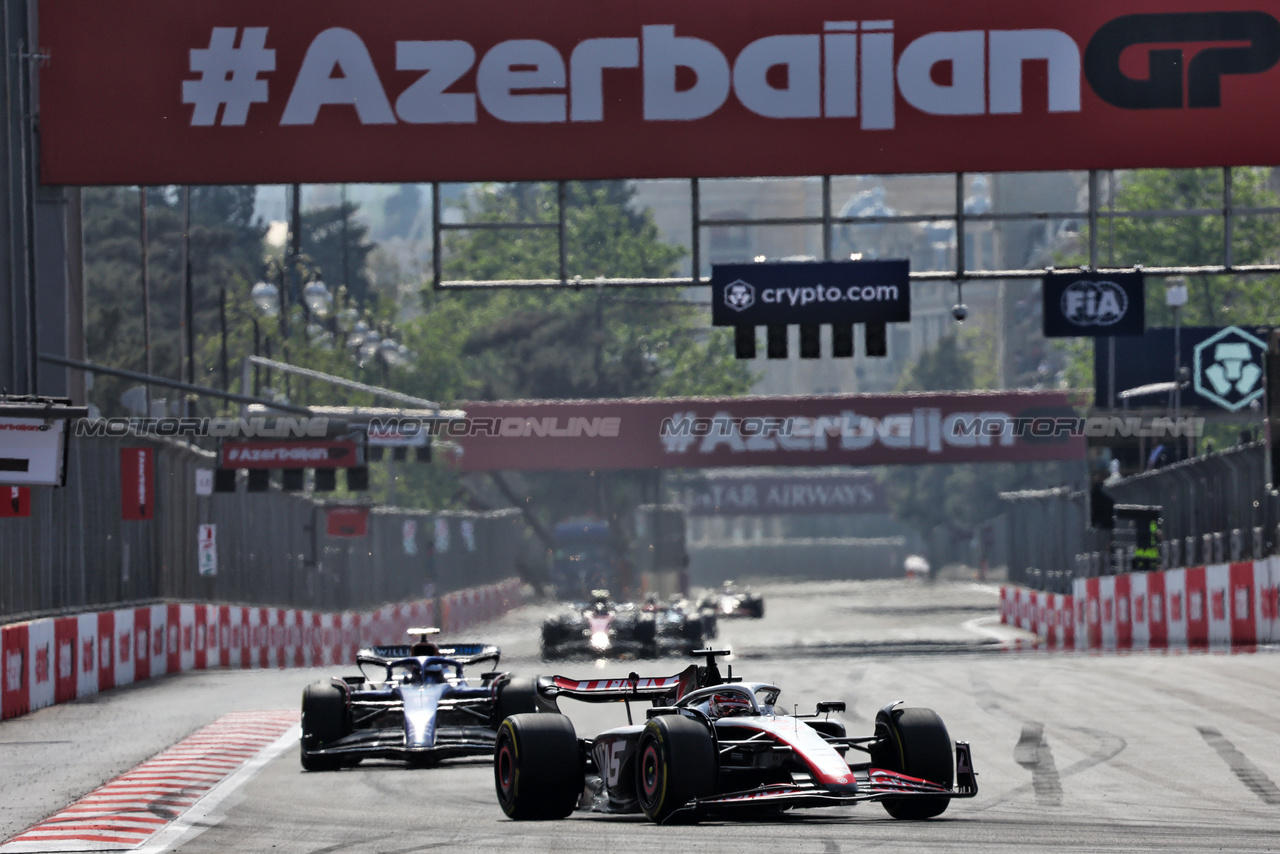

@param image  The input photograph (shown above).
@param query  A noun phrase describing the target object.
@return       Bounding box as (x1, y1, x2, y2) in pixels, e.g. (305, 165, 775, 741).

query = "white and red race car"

(494, 649, 977, 824)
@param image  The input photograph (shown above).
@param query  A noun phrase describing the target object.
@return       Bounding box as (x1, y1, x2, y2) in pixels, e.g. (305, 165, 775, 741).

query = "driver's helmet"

(411, 641, 439, 656)
(698, 691, 753, 719)
(419, 662, 447, 684)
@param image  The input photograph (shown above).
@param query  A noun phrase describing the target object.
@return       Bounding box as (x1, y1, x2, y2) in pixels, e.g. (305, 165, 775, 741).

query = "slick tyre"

(494, 714, 583, 820)
(492, 677, 540, 726)
(636, 715, 717, 824)
(871, 706, 954, 819)
(300, 680, 348, 772)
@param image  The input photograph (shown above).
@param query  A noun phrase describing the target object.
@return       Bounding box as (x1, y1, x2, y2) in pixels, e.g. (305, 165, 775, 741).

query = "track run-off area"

(1, 579, 1277, 854)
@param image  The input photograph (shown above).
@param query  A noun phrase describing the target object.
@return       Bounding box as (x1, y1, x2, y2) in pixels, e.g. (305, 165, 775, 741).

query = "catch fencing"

(999, 443, 1280, 592)
(0, 434, 532, 623)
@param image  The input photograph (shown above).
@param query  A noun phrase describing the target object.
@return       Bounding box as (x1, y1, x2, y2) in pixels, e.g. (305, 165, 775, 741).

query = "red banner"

(449, 391, 1084, 472)
(120, 448, 154, 520)
(220, 440, 359, 469)
(326, 506, 370, 538)
(37, 0, 1280, 185)
(0, 486, 30, 517)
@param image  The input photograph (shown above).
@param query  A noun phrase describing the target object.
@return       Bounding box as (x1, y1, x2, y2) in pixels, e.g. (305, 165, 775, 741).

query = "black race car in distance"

(701, 580, 765, 619)
(494, 649, 977, 823)
(300, 629, 547, 771)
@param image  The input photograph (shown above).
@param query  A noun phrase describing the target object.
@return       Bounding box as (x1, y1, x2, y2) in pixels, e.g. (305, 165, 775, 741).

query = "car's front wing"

(665, 741, 977, 822)
(308, 725, 498, 763)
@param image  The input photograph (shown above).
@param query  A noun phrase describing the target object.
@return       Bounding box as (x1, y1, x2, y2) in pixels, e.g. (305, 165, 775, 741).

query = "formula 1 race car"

(642, 594, 717, 654)
(701, 581, 765, 619)
(493, 649, 976, 823)
(300, 629, 546, 771)
(541, 591, 659, 660)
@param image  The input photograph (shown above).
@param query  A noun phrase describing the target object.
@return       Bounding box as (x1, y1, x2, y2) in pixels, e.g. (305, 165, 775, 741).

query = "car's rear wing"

(539, 665, 699, 704)
(364, 643, 501, 668)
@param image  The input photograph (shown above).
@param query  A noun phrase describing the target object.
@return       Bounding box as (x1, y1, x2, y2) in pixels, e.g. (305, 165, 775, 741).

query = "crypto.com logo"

(1193, 326, 1266, 411)
(723, 280, 755, 312)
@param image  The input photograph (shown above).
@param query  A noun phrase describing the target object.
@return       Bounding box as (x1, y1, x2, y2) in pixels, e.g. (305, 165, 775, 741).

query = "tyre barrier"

(1001, 557, 1280, 651)
(0, 577, 523, 722)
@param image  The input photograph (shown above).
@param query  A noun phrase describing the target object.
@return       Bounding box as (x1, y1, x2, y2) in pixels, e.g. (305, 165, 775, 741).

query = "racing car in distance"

(541, 590, 659, 660)
(494, 649, 977, 824)
(300, 629, 547, 771)
(701, 580, 765, 619)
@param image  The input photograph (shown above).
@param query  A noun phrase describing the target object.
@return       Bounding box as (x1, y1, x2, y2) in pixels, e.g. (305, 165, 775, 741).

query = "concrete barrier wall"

(0, 578, 523, 722)
(1000, 558, 1280, 650)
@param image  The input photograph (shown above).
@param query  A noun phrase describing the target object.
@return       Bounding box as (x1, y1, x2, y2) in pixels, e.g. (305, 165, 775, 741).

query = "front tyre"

(636, 715, 717, 824)
(300, 680, 349, 772)
(871, 706, 954, 819)
(494, 714, 583, 820)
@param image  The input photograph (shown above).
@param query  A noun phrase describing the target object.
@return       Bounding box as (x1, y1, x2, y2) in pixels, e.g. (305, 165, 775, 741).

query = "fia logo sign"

(1042, 270, 1144, 338)
(1060, 280, 1129, 327)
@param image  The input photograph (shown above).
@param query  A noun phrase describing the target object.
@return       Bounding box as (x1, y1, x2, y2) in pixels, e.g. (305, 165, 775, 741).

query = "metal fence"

(1000, 442, 1280, 592)
(0, 435, 531, 623)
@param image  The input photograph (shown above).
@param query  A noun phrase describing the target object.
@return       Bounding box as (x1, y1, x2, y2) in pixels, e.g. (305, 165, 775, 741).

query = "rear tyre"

(492, 677, 540, 726)
(494, 714, 583, 820)
(300, 680, 349, 772)
(871, 706, 954, 819)
(636, 715, 717, 824)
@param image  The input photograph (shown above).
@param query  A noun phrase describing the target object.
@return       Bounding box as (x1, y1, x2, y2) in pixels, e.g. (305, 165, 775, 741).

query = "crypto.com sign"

(35, 1, 1280, 185)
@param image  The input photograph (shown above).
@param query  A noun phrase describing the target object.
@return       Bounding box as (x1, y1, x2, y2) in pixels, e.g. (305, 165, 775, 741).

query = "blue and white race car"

(301, 629, 545, 771)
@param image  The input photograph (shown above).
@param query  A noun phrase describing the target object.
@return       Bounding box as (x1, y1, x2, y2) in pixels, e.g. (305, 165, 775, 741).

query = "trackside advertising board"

(711, 261, 910, 326)
(445, 392, 1084, 472)
(35, 1, 1280, 185)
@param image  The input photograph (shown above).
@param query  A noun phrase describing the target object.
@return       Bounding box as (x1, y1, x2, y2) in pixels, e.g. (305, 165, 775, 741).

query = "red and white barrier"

(0, 578, 519, 723)
(1002, 557, 1280, 651)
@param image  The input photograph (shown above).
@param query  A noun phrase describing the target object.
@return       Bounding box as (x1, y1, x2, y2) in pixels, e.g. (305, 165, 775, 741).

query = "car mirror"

(816, 701, 846, 714)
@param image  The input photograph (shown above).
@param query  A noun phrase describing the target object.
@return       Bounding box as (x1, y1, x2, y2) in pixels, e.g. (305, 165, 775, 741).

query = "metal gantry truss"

(429, 168, 1280, 290)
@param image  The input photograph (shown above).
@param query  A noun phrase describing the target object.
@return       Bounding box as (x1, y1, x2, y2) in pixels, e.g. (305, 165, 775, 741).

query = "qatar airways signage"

(36, 2, 1280, 184)
(450, 393, 1084, 472)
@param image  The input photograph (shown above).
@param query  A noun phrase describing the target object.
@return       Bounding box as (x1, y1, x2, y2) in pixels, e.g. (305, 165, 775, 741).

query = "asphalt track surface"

(2, 579, 1279, 853)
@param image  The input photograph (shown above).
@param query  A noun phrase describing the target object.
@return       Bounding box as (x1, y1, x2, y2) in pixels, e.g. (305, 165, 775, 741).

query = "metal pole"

(182, 186, 194, 390)
(140, 186, 152, 412)
(18, 36, 37, 393)
(219, 285, 229, 392)
(431, 181, 442, 289)
(821, 174, 832, 261)
(690, 178, 701, 284)
(287, 183, 301, 338)
(1174, 304, 1182, 456)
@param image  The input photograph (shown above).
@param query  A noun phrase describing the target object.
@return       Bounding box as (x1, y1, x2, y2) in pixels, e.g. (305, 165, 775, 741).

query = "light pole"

(1166, 276, 1189, 458)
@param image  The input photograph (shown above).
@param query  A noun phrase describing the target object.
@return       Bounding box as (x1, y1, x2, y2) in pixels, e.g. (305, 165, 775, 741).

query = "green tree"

(883, 334, 1078, 572)
(84, 186, 266, 415)
(1057, 167, 1280, 399)
(393, 181, 754, 580)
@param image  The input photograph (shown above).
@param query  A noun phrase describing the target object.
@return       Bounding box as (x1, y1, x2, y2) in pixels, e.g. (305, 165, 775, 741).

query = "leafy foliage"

(1058, 167, 1280, 397)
